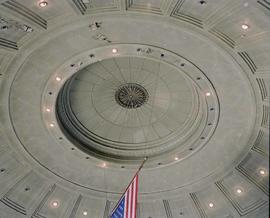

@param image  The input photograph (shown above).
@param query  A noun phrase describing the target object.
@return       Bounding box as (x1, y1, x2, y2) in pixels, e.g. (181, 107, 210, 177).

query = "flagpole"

(122, 156, 148, 194)
(135, 156, 148, 176)
(110, 156, 148, 217)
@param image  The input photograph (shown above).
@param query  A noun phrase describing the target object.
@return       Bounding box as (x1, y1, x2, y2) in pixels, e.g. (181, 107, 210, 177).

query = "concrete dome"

(0, 0, 268, 217)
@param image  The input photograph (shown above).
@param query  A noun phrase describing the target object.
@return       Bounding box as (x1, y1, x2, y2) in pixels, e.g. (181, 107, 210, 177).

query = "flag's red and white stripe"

(111, 167, 143, 218)
(124, 174, 138, 218)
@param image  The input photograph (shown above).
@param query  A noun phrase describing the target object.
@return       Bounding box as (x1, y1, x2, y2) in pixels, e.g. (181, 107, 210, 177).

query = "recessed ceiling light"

(206, 92, 211, 96)
(199, 0, 207, 5)
(241, 24, 249, 30)
(56, 76, 61, 81)
(209, 203, 214, 208)
(39, 1, 48, 7)
(0, 25, 8, 31)
(46, 108, 51, 112)
(259, 169, 266, 175)
(174, 157, 179, 161)
(236, 188, 242, 194)
(49, 123, 55, 127)
(244, 2, 249, 7)
(112, 48, 118, 54)
(24, 187, 30, 191)
(83, 211, 88, 216)
(51, 200, 59, 208)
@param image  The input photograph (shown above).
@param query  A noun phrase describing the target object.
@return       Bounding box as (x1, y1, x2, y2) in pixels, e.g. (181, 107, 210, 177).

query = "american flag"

(110, 174, 139, 218)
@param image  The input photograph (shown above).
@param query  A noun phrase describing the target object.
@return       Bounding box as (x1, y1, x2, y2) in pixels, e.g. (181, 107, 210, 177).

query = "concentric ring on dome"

(54, 48, 219, 163)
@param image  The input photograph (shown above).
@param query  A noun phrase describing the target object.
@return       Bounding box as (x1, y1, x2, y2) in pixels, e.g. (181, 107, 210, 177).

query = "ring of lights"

(53, 45, 219, 162)
(7, 14, 256, 198)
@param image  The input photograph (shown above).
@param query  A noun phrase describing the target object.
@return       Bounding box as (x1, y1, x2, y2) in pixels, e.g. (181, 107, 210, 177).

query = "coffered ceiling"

(0, 0, 269, 217)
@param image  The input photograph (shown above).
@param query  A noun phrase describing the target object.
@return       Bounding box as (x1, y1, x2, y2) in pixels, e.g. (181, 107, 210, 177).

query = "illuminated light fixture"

(49, 123, 55, 127)
(39, 1, 48, 7)
(244, 2, 249, 7)
(236, 188, 242, 194)
(56, 76, 61, 81)
(174, 157, 179, 161)
(46, 108, 51, 112)
(259, 169, 266, 175)
(102, 162, 107, 168)
(241, 24, 249, 30)
(209, 203, 214, 208)
(50, 200, 59, 208)
(206, 92, 211, 96)
(112, 48, 118, 54)
(83, 211, 88, 216)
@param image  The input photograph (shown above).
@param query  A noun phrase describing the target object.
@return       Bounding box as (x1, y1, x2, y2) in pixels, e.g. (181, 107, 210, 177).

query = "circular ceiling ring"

(43, 44, 220, 164)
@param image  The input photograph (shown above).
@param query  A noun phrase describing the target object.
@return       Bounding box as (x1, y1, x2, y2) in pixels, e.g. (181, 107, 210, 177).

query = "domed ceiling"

(0, 0, 269, 218)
